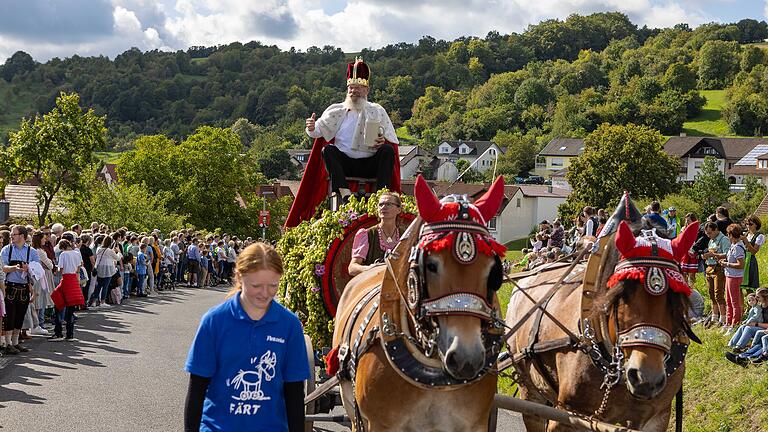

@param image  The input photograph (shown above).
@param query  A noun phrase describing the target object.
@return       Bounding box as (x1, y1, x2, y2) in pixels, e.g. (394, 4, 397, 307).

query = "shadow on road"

(0, 286, 225, 407)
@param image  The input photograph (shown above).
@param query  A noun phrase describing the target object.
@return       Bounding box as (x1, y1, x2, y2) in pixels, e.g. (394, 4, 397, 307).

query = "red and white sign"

(259, 210, 271, 227)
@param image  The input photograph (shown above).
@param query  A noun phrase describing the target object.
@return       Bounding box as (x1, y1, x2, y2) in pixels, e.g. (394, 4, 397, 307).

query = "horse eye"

(426, 262, 438, 273)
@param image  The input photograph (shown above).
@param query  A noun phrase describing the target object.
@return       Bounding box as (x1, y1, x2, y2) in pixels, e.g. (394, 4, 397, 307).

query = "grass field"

(682, 90, 733, 137)
(94, 151, 123, 163)
(496, 246, 768, 431)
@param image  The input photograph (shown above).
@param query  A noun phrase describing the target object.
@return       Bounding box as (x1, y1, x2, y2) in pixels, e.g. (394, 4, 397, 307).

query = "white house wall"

(497, 191, 536, 243)
(436, 163, 459, 182)
(400, 158, 420, 180)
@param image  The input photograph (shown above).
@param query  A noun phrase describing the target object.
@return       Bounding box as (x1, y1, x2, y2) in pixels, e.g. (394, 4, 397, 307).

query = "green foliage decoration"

(277, 190, 416, 348)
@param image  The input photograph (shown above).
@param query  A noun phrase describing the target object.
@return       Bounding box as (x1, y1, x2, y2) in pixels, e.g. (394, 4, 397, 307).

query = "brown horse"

(330, 176, 507, 431)
(505, 195, 697, 431)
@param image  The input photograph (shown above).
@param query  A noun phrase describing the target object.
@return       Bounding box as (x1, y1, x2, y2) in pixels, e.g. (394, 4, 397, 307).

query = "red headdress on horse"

(413, 175, 507, 260)
(606, 218, 699, 296)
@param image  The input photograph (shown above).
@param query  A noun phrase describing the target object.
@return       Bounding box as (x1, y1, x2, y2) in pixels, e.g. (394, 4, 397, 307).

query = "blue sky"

(0, 0, 766, 63)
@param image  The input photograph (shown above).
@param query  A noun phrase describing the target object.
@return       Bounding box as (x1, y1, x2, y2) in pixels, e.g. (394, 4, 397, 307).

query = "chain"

(581, 319, 625, 420)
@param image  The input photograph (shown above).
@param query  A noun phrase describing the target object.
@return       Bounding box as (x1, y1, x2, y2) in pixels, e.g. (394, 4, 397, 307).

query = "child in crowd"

(727, 289, 768, 351)
(50, 239, 85, 341)
(122, 253, 133, 299)
(135, 244, 148, 297)
(725, 288, 768, 366)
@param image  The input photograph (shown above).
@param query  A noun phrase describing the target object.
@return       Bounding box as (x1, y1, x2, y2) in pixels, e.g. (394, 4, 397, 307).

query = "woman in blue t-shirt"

(184, 242, 309, 432)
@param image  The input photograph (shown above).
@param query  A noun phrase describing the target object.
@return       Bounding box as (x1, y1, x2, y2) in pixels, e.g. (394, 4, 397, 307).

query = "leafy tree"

(0, 51, 36, 82)
(740, 45, 766, 73)
(64, 182, 188, 233)
(697, 40, 741, 89)
(454, 158, 484, 183)
(513, 78, 554, 108)
(727, 176, 766, 220)
(254, 147, 298, 180)
(561, 124, 679, 218)
(493, 130, 540, 176)
(682, 156, 730, 218)
(0, 92, 106, 224)
(662, 62, 697, 91)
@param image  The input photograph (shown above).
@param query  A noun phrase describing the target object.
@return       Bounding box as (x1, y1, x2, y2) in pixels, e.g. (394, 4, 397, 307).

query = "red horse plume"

(414, 175, 505, 224)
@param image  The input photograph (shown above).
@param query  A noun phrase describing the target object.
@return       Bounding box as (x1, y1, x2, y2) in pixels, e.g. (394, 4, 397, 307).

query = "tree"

(561, 124, 679, 218)
(63, 182, 188, 234)
(493, 130, 540, 176)
(697, 40, 741, 89)
(727, 176, 766, 220)
(0, 92, 106, 224)
(254, 147, 298, 180)
(454, 158, 484, 183)
(0, 51, 36, 82)
(683, 156, 730, 218)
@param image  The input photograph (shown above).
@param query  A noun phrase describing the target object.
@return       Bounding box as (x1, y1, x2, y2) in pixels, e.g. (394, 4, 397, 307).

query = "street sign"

(259, 210, 271, 227)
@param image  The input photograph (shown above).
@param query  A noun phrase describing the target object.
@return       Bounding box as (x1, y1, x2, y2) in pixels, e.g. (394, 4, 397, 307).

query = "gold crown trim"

(347, 77, 369, 86)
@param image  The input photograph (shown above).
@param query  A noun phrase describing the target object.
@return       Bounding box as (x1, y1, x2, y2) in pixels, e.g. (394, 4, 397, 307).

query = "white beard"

(343, 95, 367, 111)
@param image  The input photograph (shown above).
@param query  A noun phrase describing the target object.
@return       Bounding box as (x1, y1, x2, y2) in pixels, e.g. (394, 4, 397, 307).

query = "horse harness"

(335, 216, 506, 430)
(509, 234, 694, 414)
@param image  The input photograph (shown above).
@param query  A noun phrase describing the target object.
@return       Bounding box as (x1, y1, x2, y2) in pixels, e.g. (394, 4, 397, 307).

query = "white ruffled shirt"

(306, 101, 399, 159)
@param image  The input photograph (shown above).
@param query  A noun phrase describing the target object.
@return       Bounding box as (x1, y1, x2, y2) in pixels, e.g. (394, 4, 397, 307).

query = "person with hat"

(285, 58, 402, 228)
(665, 207, 681, 238)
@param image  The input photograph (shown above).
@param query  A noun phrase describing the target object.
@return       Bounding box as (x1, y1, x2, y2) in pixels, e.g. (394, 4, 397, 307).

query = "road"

(0, 285, 525, 431)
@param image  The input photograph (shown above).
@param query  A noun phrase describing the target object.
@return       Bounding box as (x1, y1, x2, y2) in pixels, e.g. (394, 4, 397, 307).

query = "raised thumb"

(311, 112, 316, 120)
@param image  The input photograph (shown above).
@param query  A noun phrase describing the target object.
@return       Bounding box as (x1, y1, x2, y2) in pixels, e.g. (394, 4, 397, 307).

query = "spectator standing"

(548, 220, 565, 251)
(2, 226, 40, 354)
(644, 201, 668, 230)
(217, 241, 228, 283)
(719, 224, 746, 334)
(91, 237, 119, 308)
(135, 244, 149, 297)
(702, 222, 730, 328)
(582, 207, 599, 237)
(122, 253, 133, 299)
(30, 232, 52, 335)
(715, 206, 733, 236)
(51, 239, 84, 341)
(187, 239, 200, 287)
(665, 207, 681, 238)
(741, 215, 764, 291)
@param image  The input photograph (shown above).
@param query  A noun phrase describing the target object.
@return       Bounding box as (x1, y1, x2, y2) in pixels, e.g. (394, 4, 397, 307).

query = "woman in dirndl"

(740, 215, 764, 293)
(682, 213, 706, 286)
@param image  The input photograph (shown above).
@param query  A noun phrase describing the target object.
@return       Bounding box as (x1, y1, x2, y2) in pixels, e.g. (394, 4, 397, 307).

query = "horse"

(505, 194, 699, 431)
(329, 175, 507, 431)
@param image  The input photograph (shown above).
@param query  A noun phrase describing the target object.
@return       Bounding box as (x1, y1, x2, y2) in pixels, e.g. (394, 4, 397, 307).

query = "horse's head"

(411, 175, 506, 380)
(595, 197, 697, 400)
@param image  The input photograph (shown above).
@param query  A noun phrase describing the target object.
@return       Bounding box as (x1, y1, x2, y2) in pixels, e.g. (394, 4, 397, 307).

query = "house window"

(702, 147, 717, 155)
(516, 198, 521, 208)
(439, 145, 451, 154)
(487, 217, 497, 230)
(551, 158, 564, 167)
(559, 146, 567, 151)
(694, 161, 703, 169)
(759, 160, 768, 169)
(490, 148, 496, 156)
(728, 163, 733, 170)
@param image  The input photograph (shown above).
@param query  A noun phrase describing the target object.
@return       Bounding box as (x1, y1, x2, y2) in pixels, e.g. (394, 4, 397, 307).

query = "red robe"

(284, 138, 401, 228)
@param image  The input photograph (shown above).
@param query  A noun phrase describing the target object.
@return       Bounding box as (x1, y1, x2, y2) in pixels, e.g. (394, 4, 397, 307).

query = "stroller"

(158, 264, 176, 291)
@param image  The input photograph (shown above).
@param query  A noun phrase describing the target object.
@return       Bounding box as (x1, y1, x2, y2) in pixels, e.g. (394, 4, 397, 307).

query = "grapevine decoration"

(277, 190, 417, 348)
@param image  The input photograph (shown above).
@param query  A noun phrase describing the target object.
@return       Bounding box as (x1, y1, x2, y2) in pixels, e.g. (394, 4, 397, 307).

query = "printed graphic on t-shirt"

(225, 351, 277, 415)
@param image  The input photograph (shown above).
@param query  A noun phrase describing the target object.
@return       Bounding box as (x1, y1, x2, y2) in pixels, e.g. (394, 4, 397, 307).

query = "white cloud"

(0, 0, 734, 63)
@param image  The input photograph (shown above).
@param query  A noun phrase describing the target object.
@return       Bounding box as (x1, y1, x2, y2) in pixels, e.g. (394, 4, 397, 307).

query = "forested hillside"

(1, 13, 768, 172)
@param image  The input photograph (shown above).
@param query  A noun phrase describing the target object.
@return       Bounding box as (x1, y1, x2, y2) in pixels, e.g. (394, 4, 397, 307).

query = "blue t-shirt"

(136, 252, 148, 275)
(200, 255, 209, 270)
(644, 213, 668, 230)
(2, 244, 40, 284)
(185, 294, 310, 432)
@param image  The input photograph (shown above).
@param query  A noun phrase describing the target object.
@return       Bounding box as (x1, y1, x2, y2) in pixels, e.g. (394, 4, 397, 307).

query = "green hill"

(682, 90, 733, 137)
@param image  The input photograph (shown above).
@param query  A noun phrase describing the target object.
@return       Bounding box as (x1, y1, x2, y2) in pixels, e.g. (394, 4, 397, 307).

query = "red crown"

(347, 57, 370, 86)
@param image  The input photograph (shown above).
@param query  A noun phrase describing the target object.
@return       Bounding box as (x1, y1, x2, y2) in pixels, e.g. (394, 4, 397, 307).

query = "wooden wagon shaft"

(305, 375, 340, 405)
(494, 395, 641, 432)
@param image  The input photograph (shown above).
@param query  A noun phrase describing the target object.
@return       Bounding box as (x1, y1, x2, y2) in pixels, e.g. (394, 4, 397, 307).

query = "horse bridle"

(406, 220, 503, 326)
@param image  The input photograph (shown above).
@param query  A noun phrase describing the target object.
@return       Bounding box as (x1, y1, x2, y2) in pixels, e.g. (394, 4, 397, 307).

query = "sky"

(0, 0, 766, 63)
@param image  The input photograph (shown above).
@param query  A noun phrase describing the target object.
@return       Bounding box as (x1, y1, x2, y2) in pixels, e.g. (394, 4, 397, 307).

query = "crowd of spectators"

(0, 221, 253, 355)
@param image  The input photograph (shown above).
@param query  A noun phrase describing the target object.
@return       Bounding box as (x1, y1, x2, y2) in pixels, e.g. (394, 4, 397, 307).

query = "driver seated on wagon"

(348, 192, 402, 276)
(284, 59, 401, 228)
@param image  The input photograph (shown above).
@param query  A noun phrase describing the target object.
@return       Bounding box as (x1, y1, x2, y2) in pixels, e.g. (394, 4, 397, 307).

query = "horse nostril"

(627, 367, 640, 386)
(445, 351, 459, 371)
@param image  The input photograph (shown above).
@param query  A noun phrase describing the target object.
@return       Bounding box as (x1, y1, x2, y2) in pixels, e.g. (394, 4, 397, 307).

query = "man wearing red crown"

(285, 58, 401, 228)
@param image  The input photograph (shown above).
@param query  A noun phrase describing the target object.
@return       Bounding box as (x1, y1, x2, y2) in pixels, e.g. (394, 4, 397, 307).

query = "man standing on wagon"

(285, 58, 401, 228)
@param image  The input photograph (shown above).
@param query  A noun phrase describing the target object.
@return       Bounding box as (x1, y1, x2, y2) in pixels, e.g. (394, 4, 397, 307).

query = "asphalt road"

(0, 286, 525, 431)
